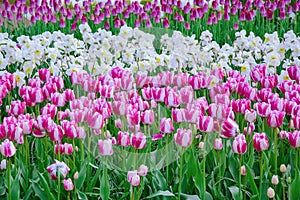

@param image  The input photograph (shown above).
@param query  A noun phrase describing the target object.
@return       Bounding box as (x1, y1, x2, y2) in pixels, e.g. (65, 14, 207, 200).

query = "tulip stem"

(218, 150, 221, 194)
(7, 158, 11, 200)
(259, 152, 263, 200)
(166, 133, 169, 185)
(296, 149, 298, 170)
(178, 149, 183, 200)
(238, 155, 242, 200)
(58, 169, 61, 200)
(273, 128, 278, 174)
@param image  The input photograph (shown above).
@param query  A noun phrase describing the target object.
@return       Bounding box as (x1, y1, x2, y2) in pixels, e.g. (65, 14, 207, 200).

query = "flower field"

(0, 0, 300, 199)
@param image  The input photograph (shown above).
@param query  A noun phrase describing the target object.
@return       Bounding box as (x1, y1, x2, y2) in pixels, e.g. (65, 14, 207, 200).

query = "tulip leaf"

(31, 181, 49, 200)
(76, 161, 88, 190)
(229, 186, 240, 200)
(244, 164, 259, 197)
(144, 190, 175, 199)
(11, 171, 21, 200)
(289, 169, 300, 200)
(77, 190, 88, 200)
(37, 172, 56, 200)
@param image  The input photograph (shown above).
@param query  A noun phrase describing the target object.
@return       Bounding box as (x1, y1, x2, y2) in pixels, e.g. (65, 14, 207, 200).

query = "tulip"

(245, 109, 257, 123)
(49, 125, 64, 142)
(221, 118, 239, 138)
(131, 132, 146, 149)
(117, 131, 130, 147)
(141, 110, 154, 125)
(197, 115, 214, 132)
(267, 110, 285, 128)
(47, 160, 70, 180)
(172, 108, 185, 123)
(164, 88, 180, 107)
(267, 187, 275, 198)
(271, 175, 279, 185)
(214, 138, 223, 150)
(0, 159, 6, 170)
(0, 139, 16, 157)
(160, 118, 174, 133)
(179, 86, 194, 104)
(63, 178, 74, 191)
(137, 164, 148, 177)
(254, 102, 271, 117)
(86, 112, 104, 129)
(288, 131, 300, 148)
(98, 139, 114, 156)
(280, 164, 287, 173)
(253, 133, 269, 151)
(232, 134, 247, 154)
(241, 165, 247, 175)
(174, 128, 192, 147)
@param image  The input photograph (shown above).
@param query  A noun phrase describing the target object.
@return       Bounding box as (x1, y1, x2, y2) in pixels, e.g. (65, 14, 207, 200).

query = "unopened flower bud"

(267, 187, 275, 198)
(198, 141, 204, 149)
(271, 175, 279, 185)
(241, 165, 247, 175)
(74, 171, 79, 180)
(280, 164, 286, 173)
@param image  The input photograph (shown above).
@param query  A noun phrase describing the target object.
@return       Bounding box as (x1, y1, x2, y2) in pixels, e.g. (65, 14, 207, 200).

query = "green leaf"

(100, 166, 110, 200)
(144, 190, 175, 199)
(11, 171, 21, 200)
(290, 169, 300, 200)
(76, 161, 88, 190)
(38, 172, 56, 200)
(178, 193, 200, 200)
(77, 190, 88, 200)
(22, 186, 33, 200)
(31, 181, 49, 200)
(244, 164, 259, 196)
(229, 186, 240, 200)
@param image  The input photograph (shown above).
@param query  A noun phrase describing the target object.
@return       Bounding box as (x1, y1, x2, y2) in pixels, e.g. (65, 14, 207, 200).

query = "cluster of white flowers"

(0, 24, 299, 86)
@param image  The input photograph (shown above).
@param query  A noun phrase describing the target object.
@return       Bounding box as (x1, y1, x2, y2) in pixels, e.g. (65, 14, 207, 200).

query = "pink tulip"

(174, 128, 192, 147)
(62, 120, 77, 139)
(49, 125, 64, 142)
(221, 118, 239, 138)
(131, 132, 146, 149)
(137, 164, 148, 177)
(115, 119, 122, 129)
(197, 115, 214, 132)
(288, 131, 300, 148)
(253, 133, 269, 151)
(245, 109, 257, 123)
(141, 110, 154, 125)
(260, 75, 278, 89)
(0, 139, 16, 157)
(152, 87, 166, 102)
(172, 108, 185, 123)
(231, 99, 251, 114)
(117, 131, 130, 147)
(63, 178, 74, 191)
(160, 118, 174, 133)
(179, 86, 194, 104)
(214, 138, 223, 150)
(51, 92, 66, 107)
(254, 102, 271, 117)
(267, 110, 285, 128)
(0, 159, 6, 170)
(126, 107, 140, 126)
(86, 112, 104, 129)
(98, 139, 114, 156)
(127, 170, 140, 186)
(173, 72, 189, 88)
(41, 103, 57, 118)
(164, 88, 180, 107)
(232, 134, 247, 154)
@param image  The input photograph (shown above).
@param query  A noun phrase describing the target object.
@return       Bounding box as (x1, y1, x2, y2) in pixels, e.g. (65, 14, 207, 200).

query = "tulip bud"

(198, 141, 205, 149)
(214, 138, 223, 150)
(74, 171, 79, 180)
(280, 164, 287, 173)
(63, 178, 74, 191)
(267, 187, 275, 198)
(137, 164, 148, 177)
(0, 159, 6, 170)
(271, 175, 279, 185)
(241, 165, 247, 175)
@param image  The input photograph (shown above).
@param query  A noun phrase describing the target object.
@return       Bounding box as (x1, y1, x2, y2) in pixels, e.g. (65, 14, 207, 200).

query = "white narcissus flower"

(13, 70, 25, 87)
